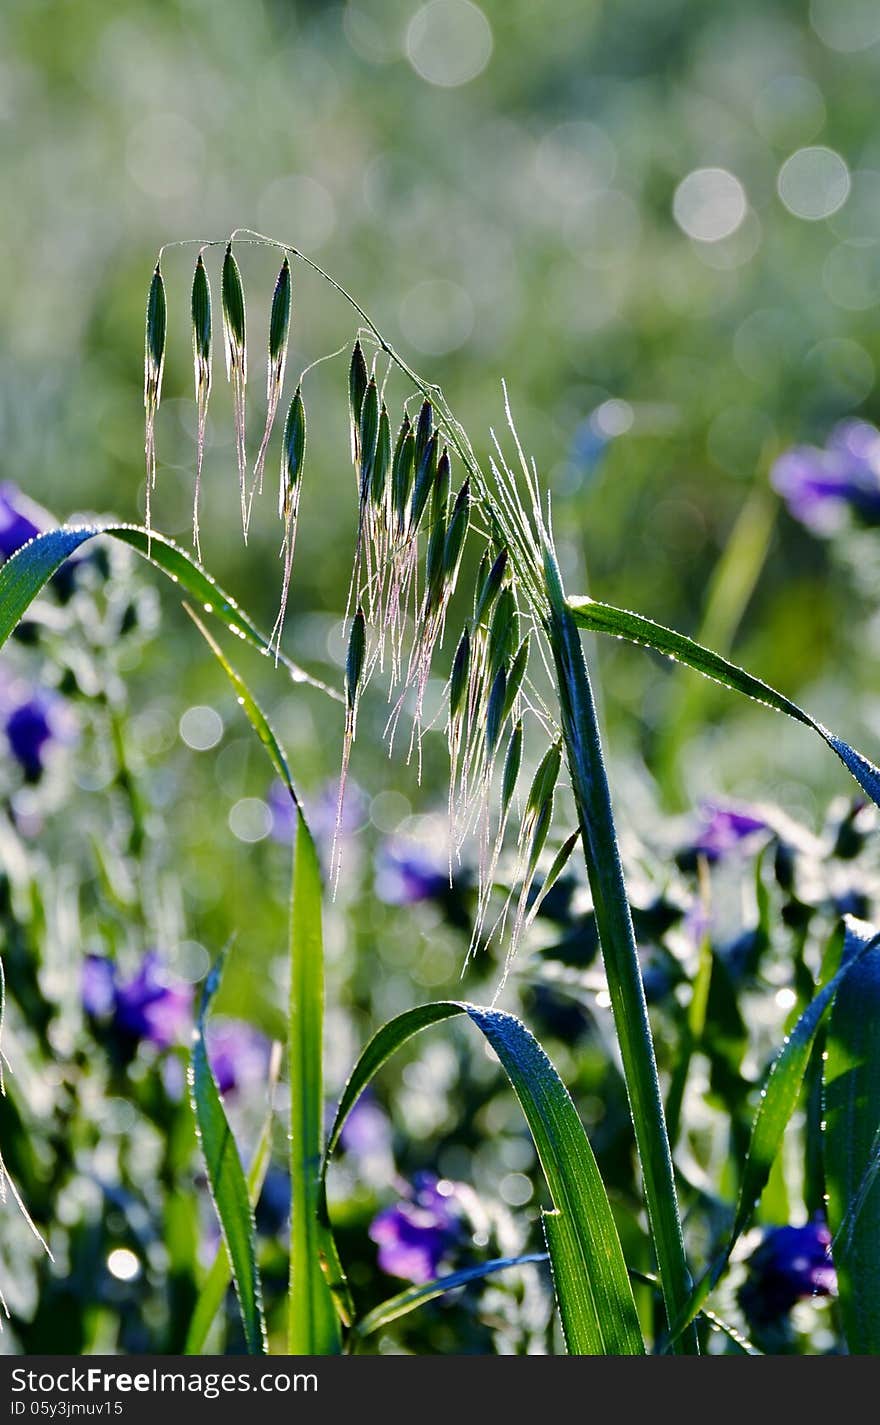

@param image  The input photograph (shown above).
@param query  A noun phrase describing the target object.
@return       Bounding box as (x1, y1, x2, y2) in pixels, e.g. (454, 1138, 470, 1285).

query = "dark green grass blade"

(184, 1108, 274, 1355)
(568, 595, 880, 811)
(0, 525, 341, 702)
(325, 1001, 644, 1355)
(824, 944, 880, 1354)
(190, 951, 267, 1356)
(666, 919, 879, 1345)
(354, 1253, 549, 1339)
(186, 607, 340, 1354)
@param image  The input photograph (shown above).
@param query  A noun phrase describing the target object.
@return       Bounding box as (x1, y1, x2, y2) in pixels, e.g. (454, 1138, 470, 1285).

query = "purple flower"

(771, 420, 880, 534)
(739, 1217, 837, 1324)
(339, 1091, 392, 1158)
(689, 801, 769, 863)
(375, 838, 448, 905)
(82, 951, 192, 1051)
(0, 484, 50, 561)
(369, 1173, 465, 1283)
(205, 1019, 271, 1096)
(268, 777, 368, 855)
(5, 694, 57, 781)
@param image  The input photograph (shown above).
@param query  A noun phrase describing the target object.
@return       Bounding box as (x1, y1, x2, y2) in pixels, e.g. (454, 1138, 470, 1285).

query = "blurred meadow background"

(3, 0, 880, 1354)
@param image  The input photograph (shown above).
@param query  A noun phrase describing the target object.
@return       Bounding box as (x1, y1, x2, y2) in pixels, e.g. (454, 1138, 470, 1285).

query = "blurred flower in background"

(739, 1217, 837, 1325)
(205, 1018, 271, 1097)
(374, 836, 449, 905)
(772, 421, 880, 534)
(0, 483, 51, 561)
(82, 951, 192, 1051)
(687, 801, 771, 863)
(2, 686, 74, 782)
(369, 1173, 467, 1283)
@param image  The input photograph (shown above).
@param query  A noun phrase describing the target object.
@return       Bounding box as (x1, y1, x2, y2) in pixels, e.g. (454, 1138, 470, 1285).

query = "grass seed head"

(501, 718, 523, 818)
(414, 398, 433, 472)
(474, 546, 508, 627)
(409, 428, 438, 533)
(191, 254, 211, 376)
(526, 739, 562, 819)
(348, 340, 368, 462)
(487, 585, 517, 678)
(346, 607, 367, 711)
(443, 479, 470, 585)
(144, 263, 167, 411)
(371, 404, 392, 508)
(449, 625, 471, 722)
(280, 386, 306, 519)
(391, 414, 415, 532)
(268, 256, 292, 374)
(358, 377, 379, 499)
(501, 635, 529, 723)
(486, 665, 508, 757)
(221, 243, 246, 380)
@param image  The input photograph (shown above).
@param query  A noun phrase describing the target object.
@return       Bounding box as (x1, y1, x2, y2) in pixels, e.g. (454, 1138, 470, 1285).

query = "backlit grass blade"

(353, 1252, 549, 1340)
(0, 525, 342, 702)
(184, 1107, 274, 1355)
(324, 1001, 644, 1355)
(568, 594, 880, 812)
(185, 606, 340, 1355)
(189, 949, 267, 1356)
(824, 943, 880, 1354)
(666, 918, 879, 1346)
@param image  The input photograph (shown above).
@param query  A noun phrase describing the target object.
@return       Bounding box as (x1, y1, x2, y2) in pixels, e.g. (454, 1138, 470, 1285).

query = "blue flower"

(339, 1091, 392, 1158)
(739, 1217, 836, 1324)
(204, 1018, 271, 1097)
(374, 838, 448, 905)
(82, 951, 192, 1051)
(0, 483, 49, 561)
(369, 1173, 465, 1283)
(688, 801, 770, 863)
(772, 420, 880, 534)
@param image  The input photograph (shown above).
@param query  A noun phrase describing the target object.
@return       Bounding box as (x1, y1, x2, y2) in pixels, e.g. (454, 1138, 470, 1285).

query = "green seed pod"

(526, 740, 562, 819)
(424, 501, 447, 611)
(524, 793, 554, 883)
(370, 404, 392, 507)
(486, 665, 508, 757)
(391, 414, 414, 532)
(487, 585, 517, 678)
(432, 446, 451, 526)
(358, 378, 379, 500)
(443, 479, 470, 584)
(501, 635, 529, 723)
(449, 625, 471, 722)
(191, 254, 211, 375)
(474, 547, 508, 627)
(501, 719, 523, 819)
(409, 429, 438, 532)
(349, 340, 368, 463)
(346, 607, 367, 712)
(268, 257, 292, 372)
(414, 398, 433, 473)
(473, 548, 491, 614)
(279, 386, 306, 519)
(221, 243, 246, 379)
(144, 263, 166, 409)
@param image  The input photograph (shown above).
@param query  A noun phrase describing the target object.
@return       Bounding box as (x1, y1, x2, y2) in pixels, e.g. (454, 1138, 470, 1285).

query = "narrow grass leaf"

(353, 1253, 549, 1339)
(0, 525, 342, 703)
(189, 950, 266, 1356)
(324, 1001, 644, 1355)
(824, 944, 880, 1354)
(569, 595, 880, 814)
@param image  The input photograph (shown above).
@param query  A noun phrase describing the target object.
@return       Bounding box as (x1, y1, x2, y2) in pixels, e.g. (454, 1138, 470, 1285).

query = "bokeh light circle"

(673, 168, 747, 243)
(777, 147, 850, 220)
(406, 1, 493, 88)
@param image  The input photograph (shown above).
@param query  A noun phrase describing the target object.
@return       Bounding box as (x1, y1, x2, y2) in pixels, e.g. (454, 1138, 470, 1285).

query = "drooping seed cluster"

(143, 238, 577, 974)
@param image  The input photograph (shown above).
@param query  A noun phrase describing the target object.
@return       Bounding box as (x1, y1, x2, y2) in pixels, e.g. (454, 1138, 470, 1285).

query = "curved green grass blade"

(185, 1108, 274, 1355)
(568, 595, 880, 811)
(0, 525, 341, 702)
(666, 918, 879, 1346)
(824, 944, 880, 1354)
(186, 606, 340, 1354)
(325, 1001, 644, 1355)
(354, 1252, 548, 1339)
(190, 950, 267, 1356)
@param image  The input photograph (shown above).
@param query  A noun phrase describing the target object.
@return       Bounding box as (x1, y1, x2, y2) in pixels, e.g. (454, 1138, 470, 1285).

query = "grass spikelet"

(443, 479, 471, 588)
(348, 340, 368, 465)
(269, 385, 306, 661)
(391, 414, 414, 535)
(333, 607, 367, 892)
(144, 262, 167, 542)
(221, 242, 248, 535)
(249, 257, 292, 530)
(190, 253, 212, 559)
(409, 428, 438, 535)
(474, 546, 508, 627)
